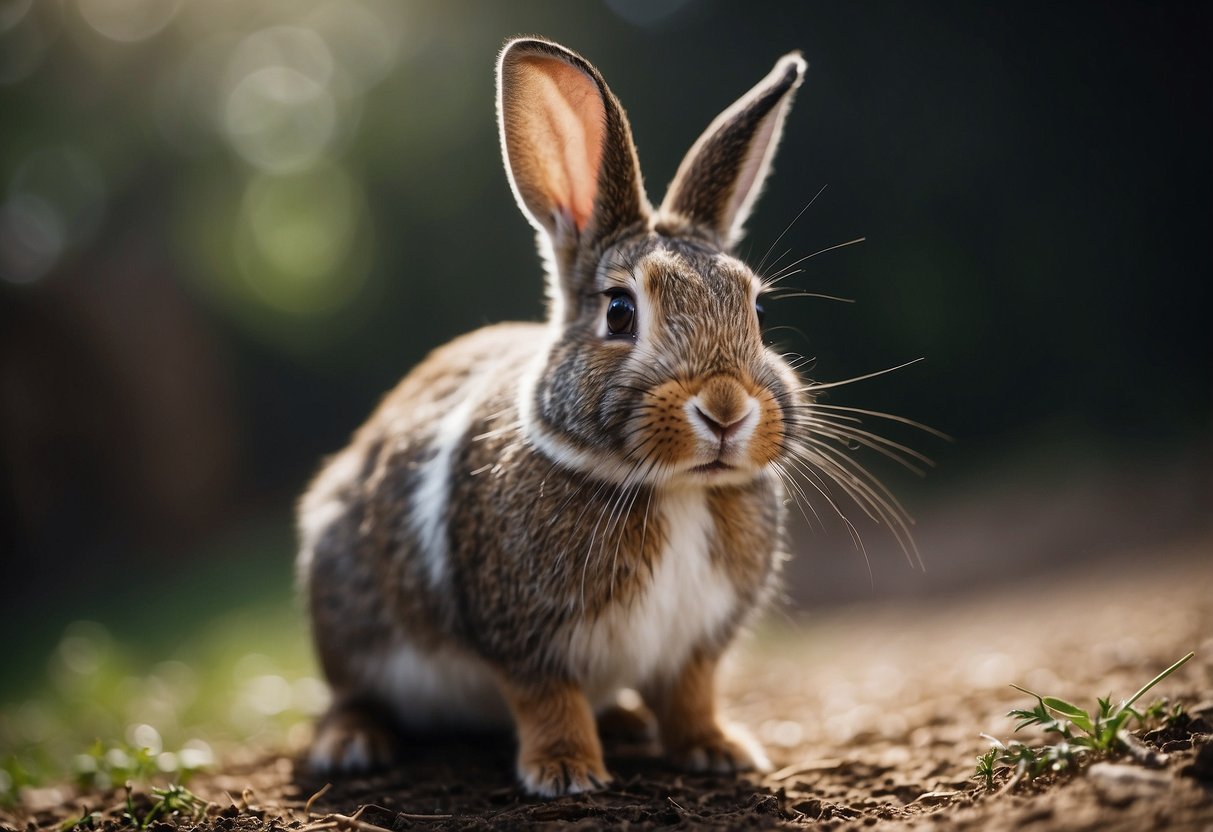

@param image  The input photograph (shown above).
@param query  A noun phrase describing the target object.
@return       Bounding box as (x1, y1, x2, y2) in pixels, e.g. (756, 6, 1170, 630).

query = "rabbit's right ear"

(659, 53, 806, 250)
(497, 39, 650, 285)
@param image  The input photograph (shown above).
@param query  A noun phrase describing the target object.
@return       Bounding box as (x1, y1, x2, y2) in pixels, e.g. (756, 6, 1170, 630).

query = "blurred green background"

(0, 0, 1209, 798)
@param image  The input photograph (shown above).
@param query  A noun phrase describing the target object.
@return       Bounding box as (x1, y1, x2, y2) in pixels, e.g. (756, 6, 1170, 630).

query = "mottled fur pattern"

(299, 37, 810, 796)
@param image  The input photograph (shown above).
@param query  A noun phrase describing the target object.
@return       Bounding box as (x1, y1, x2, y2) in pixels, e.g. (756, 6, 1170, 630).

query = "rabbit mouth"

(690, 460, 735, 474)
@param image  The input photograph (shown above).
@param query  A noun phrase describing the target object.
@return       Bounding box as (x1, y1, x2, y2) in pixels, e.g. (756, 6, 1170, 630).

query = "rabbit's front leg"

(647, 652, 771, 774)
(499, 677, 611, 797)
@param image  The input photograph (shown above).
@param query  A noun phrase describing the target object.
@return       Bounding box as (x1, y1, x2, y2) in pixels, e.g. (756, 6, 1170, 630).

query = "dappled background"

(1, 0, 1209, 802)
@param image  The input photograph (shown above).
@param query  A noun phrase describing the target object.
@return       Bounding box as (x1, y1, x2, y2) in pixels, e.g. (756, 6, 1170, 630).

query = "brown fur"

(708, 481, 785, 598)
(499, 676, 610, 795)
(646, 650, 769, 773)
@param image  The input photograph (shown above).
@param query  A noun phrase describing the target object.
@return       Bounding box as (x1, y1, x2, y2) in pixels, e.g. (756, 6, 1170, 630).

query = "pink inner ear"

(506, 55, 605, 232)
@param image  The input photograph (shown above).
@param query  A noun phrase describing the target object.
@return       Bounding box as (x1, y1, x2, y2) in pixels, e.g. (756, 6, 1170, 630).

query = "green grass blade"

(1041, 697, 1094, 734)
(1118, 652, 1195, 714)
(1009, 683, 1043, 701)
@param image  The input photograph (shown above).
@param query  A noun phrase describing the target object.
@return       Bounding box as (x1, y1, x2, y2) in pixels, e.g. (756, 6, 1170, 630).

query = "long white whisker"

(755, 184, 828, 275)
(806, 417, 936, 472)
(764, 289, 855, 304)
(791, 442, 922, 570)
(771, 460, 823, 532)
(763, 236, 867, 285)
(803, 357, 925, 391)
(782, 454, 872, 583)
(811, 403, 952, 440)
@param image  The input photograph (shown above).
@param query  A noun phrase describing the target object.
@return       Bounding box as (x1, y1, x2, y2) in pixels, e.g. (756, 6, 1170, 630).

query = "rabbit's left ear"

(497, 38, 649, 250)
(660, 53, 806, 249)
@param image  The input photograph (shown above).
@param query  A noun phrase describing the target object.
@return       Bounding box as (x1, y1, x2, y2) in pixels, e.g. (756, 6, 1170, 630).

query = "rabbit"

(297, 36, 811, 797)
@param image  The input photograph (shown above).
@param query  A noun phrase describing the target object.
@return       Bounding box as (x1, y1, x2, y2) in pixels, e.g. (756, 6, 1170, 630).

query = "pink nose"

(692, 405, 748, 440)
(690, 376, 755, 441)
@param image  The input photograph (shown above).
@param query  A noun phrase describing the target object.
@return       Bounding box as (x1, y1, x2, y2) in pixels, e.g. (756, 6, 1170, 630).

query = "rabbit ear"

(660, 53, 806, 250)
(498, 38, 649, 264)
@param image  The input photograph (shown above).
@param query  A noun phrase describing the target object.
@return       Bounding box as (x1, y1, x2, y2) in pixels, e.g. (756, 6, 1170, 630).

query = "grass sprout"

(131, 783, 210, 829)
(974, 651, 1194, 790)
(55, 782, 211, 831)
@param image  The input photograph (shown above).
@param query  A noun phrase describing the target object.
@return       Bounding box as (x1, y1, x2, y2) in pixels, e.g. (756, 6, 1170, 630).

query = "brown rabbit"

(298, 36, 813, 796)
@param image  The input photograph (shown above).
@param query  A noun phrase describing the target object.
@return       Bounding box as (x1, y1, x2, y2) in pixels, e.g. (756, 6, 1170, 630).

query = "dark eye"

(755, 301, 766, 327)
(605, 292, 637, 337)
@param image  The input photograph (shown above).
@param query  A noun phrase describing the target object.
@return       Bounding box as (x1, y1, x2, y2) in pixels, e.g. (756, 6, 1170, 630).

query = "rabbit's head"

(499, 38, 808, 488)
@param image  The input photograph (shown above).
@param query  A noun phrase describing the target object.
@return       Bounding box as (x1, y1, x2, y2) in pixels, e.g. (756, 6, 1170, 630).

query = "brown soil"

(6, 539, 1212, 831)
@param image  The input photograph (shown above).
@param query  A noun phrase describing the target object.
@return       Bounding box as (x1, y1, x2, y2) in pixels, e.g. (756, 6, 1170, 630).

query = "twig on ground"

(768, 758, 844, 781)
(304, 783, 332, 816)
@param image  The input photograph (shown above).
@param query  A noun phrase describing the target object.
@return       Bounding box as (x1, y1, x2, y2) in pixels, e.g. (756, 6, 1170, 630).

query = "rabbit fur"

(298, 36, 809, 796)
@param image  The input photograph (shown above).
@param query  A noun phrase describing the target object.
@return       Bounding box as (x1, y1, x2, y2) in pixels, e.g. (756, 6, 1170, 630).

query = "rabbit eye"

(755, 301, 766, 327)
(605, 292, 637, 338)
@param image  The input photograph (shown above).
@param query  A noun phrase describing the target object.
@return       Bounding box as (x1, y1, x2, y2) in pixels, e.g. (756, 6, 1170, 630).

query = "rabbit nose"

(688, 377, 756, 441)
(692, 405, 749, 440)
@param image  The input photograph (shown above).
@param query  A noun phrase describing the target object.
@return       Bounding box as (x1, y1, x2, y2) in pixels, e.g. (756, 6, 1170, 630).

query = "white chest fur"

(565, 487, 740, 705)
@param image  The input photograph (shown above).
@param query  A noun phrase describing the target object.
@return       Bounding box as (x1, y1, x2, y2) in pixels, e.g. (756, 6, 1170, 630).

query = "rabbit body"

(301, 321, 781, 723)
(299, 38, 809, 795)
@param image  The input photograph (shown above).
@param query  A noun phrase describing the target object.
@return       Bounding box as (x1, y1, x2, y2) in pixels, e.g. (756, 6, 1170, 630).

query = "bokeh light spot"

(291, 676, 330, 716)
(0, 0, 33, 34)
(0, 194, 64, 284)
(604, 0, 697, 27)
(76, 0, 182, 43)
(2, 145, 105, 282)
(0, 15, 46, 86)
(178, 739, 214, 770)
(127, 723, 163, 754)
(245, 674, 292, 716)
(234, 162, 369, 316)
(304, 0, 403, 93)
(224, 66, 336, 174)
(229, 25, 334, 89)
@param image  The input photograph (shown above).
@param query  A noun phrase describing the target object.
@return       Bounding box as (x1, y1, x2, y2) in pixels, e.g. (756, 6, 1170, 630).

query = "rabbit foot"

(517, 751, 611, 797)
(667, 724, 771, 774)
(596, 692, 657, 744)
(308, 702, 397, 774)
(502, 679, 611, 796)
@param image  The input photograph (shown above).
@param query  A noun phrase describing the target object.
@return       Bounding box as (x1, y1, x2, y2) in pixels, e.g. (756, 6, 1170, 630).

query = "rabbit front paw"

(503, 679, 611, 797)
(517, 749, 611, 797)
(308, 702, 398, 774)
(667, 725, 771, 774)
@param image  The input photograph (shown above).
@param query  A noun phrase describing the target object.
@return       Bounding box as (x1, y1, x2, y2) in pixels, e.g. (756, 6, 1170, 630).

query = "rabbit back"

(298, 323, 545, 726)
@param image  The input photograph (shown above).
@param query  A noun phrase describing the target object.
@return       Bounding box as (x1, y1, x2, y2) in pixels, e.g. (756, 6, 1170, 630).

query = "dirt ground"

(6, 537, 1212, 831)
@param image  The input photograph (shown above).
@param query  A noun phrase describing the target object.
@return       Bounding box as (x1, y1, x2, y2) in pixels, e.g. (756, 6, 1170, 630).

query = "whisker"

(781, 454, 872, 583)
(790, 442, 922, 570)
(796, 438, 913, 527)
(763, 236, 866, 286)
(762, 324, 809, 341)
(803, 357, 925, 391)
(807, 425, 929, 477)
(771, 460, 824, 533)
(754, 184, 828, 276)
(811, 403, 953, 440)
(764, 290, 855, 304)
(804, 417, 936, 471)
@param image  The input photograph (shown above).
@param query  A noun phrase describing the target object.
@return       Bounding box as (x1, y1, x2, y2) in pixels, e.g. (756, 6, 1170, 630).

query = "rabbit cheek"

(746, 387, 787, 468)
(628, 379, 700, 468)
